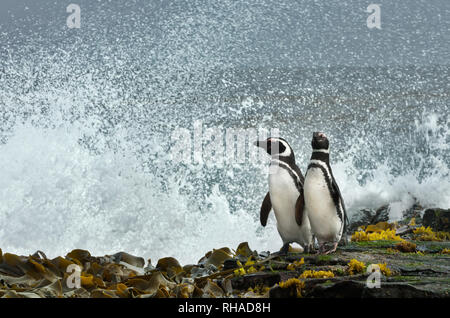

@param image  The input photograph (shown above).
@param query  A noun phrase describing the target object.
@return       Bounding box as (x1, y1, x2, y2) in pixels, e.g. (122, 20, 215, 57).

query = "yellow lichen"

(247, 285, 270, 296)
(347, 259, 366, 275)
(233, 267, 246, 276)
(244, 257, 255, 267)
(413, 226, 433, 235)
(234, 257, 260, 276)
(246, 266, 257, 274)
(286, 258, 305, 271)
(408, 218, 416, 226)
(375, 263, 392, 277)
(386, 248, 399, 254)
(294, 258, 305, 266)
(278, 278, 305, 297)
(441, 248, 450, 254)
(286, 263, 296, 271)
(412, 226, 450, 241)
(351, 225, 403, 242)
(299, 270, 334, 279)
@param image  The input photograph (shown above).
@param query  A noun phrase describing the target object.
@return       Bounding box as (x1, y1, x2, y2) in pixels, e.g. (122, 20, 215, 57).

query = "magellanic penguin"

(255, 137, 313, 254)
(303, 132, 348, 254)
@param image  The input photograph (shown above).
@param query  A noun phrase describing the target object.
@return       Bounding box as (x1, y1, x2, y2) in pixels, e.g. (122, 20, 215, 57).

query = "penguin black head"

(311, 132, 329, 151)
(254, 137, 294, 159)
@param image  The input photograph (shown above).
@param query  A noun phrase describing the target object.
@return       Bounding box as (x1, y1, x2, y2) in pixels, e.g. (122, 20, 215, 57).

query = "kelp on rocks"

(1, 214, 450, 298)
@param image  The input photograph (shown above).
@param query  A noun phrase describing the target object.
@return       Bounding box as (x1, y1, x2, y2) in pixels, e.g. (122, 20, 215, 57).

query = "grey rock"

(372, 205, 389, 224)
(348, 205, 389, 232)
(397, 202, 425, 225)
(308, 280, 442, 298)
(348, 208, 375, 232)
(269, 283, 299, 298)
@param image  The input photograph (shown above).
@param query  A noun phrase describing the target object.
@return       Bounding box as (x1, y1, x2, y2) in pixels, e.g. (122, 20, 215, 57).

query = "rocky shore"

(1, 207, 449, 298)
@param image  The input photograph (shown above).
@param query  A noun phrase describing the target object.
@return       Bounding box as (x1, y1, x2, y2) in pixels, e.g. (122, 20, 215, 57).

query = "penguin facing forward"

(303, 132, 348, 254)
(255, 137, 313, 254)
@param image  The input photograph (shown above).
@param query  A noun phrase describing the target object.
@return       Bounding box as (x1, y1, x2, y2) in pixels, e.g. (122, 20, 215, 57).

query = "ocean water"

(0, 0, 449, 264)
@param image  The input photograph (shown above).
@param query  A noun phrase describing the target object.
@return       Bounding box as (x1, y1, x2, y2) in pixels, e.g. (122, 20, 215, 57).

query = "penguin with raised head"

(303, 132, 348, 254)
(255, 137, 313, 254)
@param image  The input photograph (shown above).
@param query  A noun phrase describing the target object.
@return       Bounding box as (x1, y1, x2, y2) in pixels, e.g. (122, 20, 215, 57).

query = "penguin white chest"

(269, 168, 298, 213)
(268, 167, 302, 241)
(304, 167, 341, 242)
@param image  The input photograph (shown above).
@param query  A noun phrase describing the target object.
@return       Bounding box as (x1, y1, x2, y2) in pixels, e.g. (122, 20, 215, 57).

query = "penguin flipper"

(331, 177, 348, 233)
(260, 192, 272, 227)
(295, 190, 305, 226)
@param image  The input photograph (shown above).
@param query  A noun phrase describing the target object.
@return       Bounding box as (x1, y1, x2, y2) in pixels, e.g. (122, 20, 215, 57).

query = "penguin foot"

(280, 243, 290, 255)
(317, 242, 338, 254)
(271, 243, 290, 257)
(323, 242, 339, 255)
